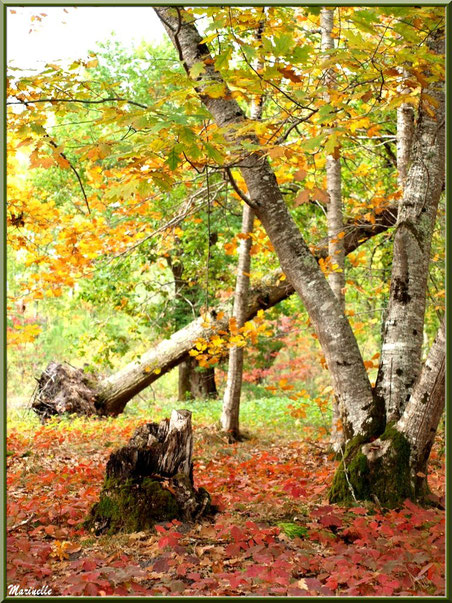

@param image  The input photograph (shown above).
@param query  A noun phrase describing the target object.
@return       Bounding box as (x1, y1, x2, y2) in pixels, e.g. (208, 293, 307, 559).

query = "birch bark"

(375, 31, 445, 422)
(155, 6, 381, 442)
(221, 19, 263, 439)
(221, 205, 255, 439)
(397, 317, 445, 495)
(321, 7, 346, 452)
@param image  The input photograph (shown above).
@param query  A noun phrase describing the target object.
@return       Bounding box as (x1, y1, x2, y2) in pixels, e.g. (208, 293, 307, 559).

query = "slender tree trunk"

(375, 31, 445, 423)
(221, 205, 255, 440)
(221, 19, 263, 440)
(321, 7, 345, 311)
(397, 317, 445, 496)
(155, 6, 382, 444)
(31, 209, 397, 420)
(321, 7, 346, 453)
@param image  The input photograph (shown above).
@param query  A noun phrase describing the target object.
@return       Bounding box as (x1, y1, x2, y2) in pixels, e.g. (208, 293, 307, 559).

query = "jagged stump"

(86, 410, 210, 534)
(31, 362, 99, 421)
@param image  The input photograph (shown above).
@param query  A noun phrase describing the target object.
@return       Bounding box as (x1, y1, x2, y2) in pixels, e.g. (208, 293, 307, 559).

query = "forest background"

(5, 4, 447, 598)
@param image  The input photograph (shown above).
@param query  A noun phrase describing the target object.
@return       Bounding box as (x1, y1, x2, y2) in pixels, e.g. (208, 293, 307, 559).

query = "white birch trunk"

(221, 205, 255, 439)
(155, 7, 380, 442)
(375, 32, 445, 422)
(397, 317, 445, 494)
(321, 7, 346, 453)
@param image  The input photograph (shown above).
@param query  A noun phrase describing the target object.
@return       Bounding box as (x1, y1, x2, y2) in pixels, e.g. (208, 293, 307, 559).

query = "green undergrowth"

(7, 393, 331, 451)
(126, 395, 331, 439)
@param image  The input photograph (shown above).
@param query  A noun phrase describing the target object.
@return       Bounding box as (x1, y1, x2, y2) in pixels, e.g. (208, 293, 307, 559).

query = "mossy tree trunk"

(330, 315, 445, 508)
(155, 7, 445, 508)
(86, 409, 210, 534)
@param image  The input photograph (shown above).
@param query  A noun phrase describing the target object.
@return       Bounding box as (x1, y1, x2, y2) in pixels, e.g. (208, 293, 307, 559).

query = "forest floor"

(7, 400, 445, 597)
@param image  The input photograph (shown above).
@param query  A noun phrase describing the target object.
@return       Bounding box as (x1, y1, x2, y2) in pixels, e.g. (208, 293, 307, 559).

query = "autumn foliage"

(7, 413, 445, 596)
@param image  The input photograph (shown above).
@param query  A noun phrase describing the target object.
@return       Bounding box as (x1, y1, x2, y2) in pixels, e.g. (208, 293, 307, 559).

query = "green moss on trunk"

(85, 476, 181, 534)
(329, 426, 414, 508)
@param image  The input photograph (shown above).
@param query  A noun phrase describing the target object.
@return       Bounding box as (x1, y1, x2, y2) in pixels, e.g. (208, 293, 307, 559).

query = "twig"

(224, 167, 252, 205)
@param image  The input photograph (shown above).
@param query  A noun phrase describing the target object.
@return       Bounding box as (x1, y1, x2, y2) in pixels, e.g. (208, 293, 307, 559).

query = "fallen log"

(31, 207, 397, 419)
(85, 409, 210, 534)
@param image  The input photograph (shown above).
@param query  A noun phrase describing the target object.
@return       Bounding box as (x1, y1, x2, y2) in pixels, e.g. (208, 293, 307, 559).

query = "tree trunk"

(330, 318, 445, 508)
(397, 317, 445, 497)
(86, 409, 211, 533)
(179, 356, 217, 401)
(168, 250, 218, 401)
(330, 28, 445, 506)
(321, 7, 346, 453)
(155, 6, 383, 444)
(221, 204, 255, 440)
(375, 30, 445, 423)
(221, 20, 263, 441)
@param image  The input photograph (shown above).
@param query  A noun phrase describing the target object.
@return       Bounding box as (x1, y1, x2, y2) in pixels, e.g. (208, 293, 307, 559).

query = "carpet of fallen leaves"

(7, 413, 445, 597)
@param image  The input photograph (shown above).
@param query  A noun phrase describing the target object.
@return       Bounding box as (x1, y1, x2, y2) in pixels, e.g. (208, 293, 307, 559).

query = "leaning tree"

(152, 6, 445, 507)
(31, 207, 396, 419)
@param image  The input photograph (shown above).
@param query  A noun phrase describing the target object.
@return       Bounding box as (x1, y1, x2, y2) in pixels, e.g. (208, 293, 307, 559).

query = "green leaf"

(277, 522, 309, 539)
(167, 146, 182, 171)
(302, 134, 325, 152)
(203, 142, 224, 165)
(189, 61, 206, 79)
(273, 34, 293, 56)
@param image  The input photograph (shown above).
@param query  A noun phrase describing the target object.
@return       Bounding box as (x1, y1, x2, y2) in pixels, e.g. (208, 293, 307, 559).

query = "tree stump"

(31, 362, 99, 420)
(86, 410, 210, 534)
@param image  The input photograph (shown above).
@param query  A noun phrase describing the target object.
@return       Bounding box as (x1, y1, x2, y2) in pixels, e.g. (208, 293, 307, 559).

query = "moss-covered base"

(329, 426, 414, 508)
(85, 476, 181, 534)
(86, 473, 211, 534)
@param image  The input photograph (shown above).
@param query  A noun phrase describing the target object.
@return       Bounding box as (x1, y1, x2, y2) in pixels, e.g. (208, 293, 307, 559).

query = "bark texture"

(321, 7, 346, 453)
(155, 6, 382, 442)
(86, 410, 210, 533)
(221, 204, 255, 440)
(397, 317, 445, 495)
(375, 31, 445, 422)
(178, 356, 217, 401)
(321, 7, 345, 312)
(330, 318, 445, 508)
(396, 97, 415, 189)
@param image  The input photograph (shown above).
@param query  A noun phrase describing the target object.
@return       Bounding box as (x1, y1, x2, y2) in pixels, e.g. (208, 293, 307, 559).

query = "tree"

(154, 6, 445, 506)
(8, 6, 444, 507)
(320, 7, 346, 452)
(31, 211, 391, 419)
